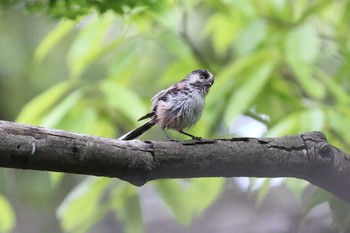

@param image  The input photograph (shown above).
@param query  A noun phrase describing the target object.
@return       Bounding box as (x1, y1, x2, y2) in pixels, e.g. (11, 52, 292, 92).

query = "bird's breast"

(156, 91, 204, 130)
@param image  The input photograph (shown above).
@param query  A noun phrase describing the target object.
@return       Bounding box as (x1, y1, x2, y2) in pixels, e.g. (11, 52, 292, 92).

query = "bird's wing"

(151, 82, 186, 105)
(139, 81, 186, 121)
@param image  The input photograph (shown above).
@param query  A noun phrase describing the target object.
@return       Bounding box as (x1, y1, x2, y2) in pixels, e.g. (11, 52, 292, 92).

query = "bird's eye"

(199, 75, 204, 79)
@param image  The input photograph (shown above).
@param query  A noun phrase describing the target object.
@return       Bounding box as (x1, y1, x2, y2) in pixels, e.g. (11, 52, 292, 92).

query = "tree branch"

(0, 120, 349, 203)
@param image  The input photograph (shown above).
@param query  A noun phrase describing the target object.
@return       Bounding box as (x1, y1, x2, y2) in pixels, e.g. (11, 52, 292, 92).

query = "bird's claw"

(191, 136, 202, 141)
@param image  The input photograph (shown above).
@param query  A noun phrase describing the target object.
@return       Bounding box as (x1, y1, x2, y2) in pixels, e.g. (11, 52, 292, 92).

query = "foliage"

(2, 0, 350, 232)
(0, 0, 170, 19)
(0, 195, 16, 233)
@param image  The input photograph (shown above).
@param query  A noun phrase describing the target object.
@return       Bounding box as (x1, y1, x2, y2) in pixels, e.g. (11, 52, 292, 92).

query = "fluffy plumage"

(119, 69, 214, 140)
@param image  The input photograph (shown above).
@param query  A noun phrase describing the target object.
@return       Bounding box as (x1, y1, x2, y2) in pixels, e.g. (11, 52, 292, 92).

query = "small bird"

(119, 69, 214, 140)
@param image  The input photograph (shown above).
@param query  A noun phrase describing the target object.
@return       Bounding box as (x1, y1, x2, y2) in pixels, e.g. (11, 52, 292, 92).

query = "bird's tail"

(118, 120, 155, 140)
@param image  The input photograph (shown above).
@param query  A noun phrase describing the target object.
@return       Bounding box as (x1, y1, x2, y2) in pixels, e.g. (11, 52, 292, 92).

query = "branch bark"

(0, 120, 349, 203)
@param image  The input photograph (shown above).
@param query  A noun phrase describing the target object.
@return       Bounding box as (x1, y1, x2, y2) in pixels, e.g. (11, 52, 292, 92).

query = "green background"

(0, 0, 350, 232)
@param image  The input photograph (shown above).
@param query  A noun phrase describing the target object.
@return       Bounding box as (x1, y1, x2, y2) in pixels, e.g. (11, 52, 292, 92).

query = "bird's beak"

(207, 77, 214, 86)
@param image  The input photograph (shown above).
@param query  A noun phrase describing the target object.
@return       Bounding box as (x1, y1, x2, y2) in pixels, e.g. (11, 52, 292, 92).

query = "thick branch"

(0, 120, 349, 203)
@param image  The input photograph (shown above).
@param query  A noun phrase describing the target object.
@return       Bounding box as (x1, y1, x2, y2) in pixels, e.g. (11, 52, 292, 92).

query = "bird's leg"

(163, 129, 171, 140)
(178, 130, 202, 140)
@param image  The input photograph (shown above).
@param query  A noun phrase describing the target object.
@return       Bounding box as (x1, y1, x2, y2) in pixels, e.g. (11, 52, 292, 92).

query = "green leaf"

(41, 89, 83, 128)
(157, 30, 198, 66)
(57, 177, 111, 233)
(256, 179, 270, 207)
(111, 184, 144, 233)
(285, 178, 309, 201)
(285, 24, 320, 63)
(186, 178, 225, 215)
(223, 51, 277, 125)
(34, 20, 75, 64)
(53, 98, 115, 137)
(107, 38, 144, 82)
(1, 0, 172, 19)
(247, 178, 258, 194)
(49, 172, 65, 187)
(284, 24, 325, 99)
(287, 59, 325, 100)
(61, 105, 97, 132)
(159, 61, 203, 88)
(100, 80, 146, 121)
(67, 13, 121, 80)
(155, 180, 193, 224)
(327, 109, 350, 144)
(56, 102, 94, 130)
(254, 76, 296, 123)
(315, 68, 350, 105)
(205, 13, 239, 55)
(155, 178, 224, 225)
(0, 195, 16, 233)
(205, 50, 277, 133)
(302, 188, 330, 217)
(329, 196, 350, 230)
(235, 19, 267, 56)
(264, 0, 293, 22)
(266, 107, 325, 137)
(16, 81, 72, 124)
(211, 49, 278, 93)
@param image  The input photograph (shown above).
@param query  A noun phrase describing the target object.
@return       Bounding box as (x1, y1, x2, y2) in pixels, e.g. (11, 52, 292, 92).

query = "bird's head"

(186, 69, 214, 95)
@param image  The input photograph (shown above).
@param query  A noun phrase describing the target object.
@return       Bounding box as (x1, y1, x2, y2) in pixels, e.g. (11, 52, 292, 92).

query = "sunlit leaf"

(41, 89, 83, 128)
(327, 109, 350, 144)
(287, 59, 325, 100)
(273, 0, 295, 21)
(100, 80, 146, 121)
(0, 195, 16, 233)
(49, 172, 65, 187)
(204, 50, 277, 134)
(3, 0, 171, 19)
(160, 61, 200, 87)
(284, 23, 325, 99)
(232, 0, 256, 18)
(67, 13, 123, 80)
(285, 24, 320, 63)
(34, 20, 75, 64)
(235, 19, 267, 56)
(16, 81, 72, 124)
(155, 178, 224, 225)
(157, 30, 198, 66)
(209, 49, 278, 106)
(205, 13, 238, 55)
(254, 75, 296, 123)
(111, 184, 144, 233)
(223, 51, 277, 126)
(57, 177, 111, 233)
(107, 38, 144, 82)
(155, 180, 193, 224)
(285, 178, 309, 201)
(58, 103, 115, 137)
(315, 68, 350, 105)
(266, 107, 325, 137)
(188, 178, 225, 213)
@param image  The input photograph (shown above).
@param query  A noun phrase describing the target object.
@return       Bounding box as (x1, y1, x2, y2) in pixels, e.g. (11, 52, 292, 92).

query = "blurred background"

(0, 0, 350, 232)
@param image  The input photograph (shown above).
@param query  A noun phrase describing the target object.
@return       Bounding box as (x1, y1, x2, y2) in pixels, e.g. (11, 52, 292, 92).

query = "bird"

(118, 69, 214, 140)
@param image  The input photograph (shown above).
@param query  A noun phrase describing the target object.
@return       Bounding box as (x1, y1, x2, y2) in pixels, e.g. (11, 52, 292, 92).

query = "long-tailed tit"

(119, 69, 214, 140)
